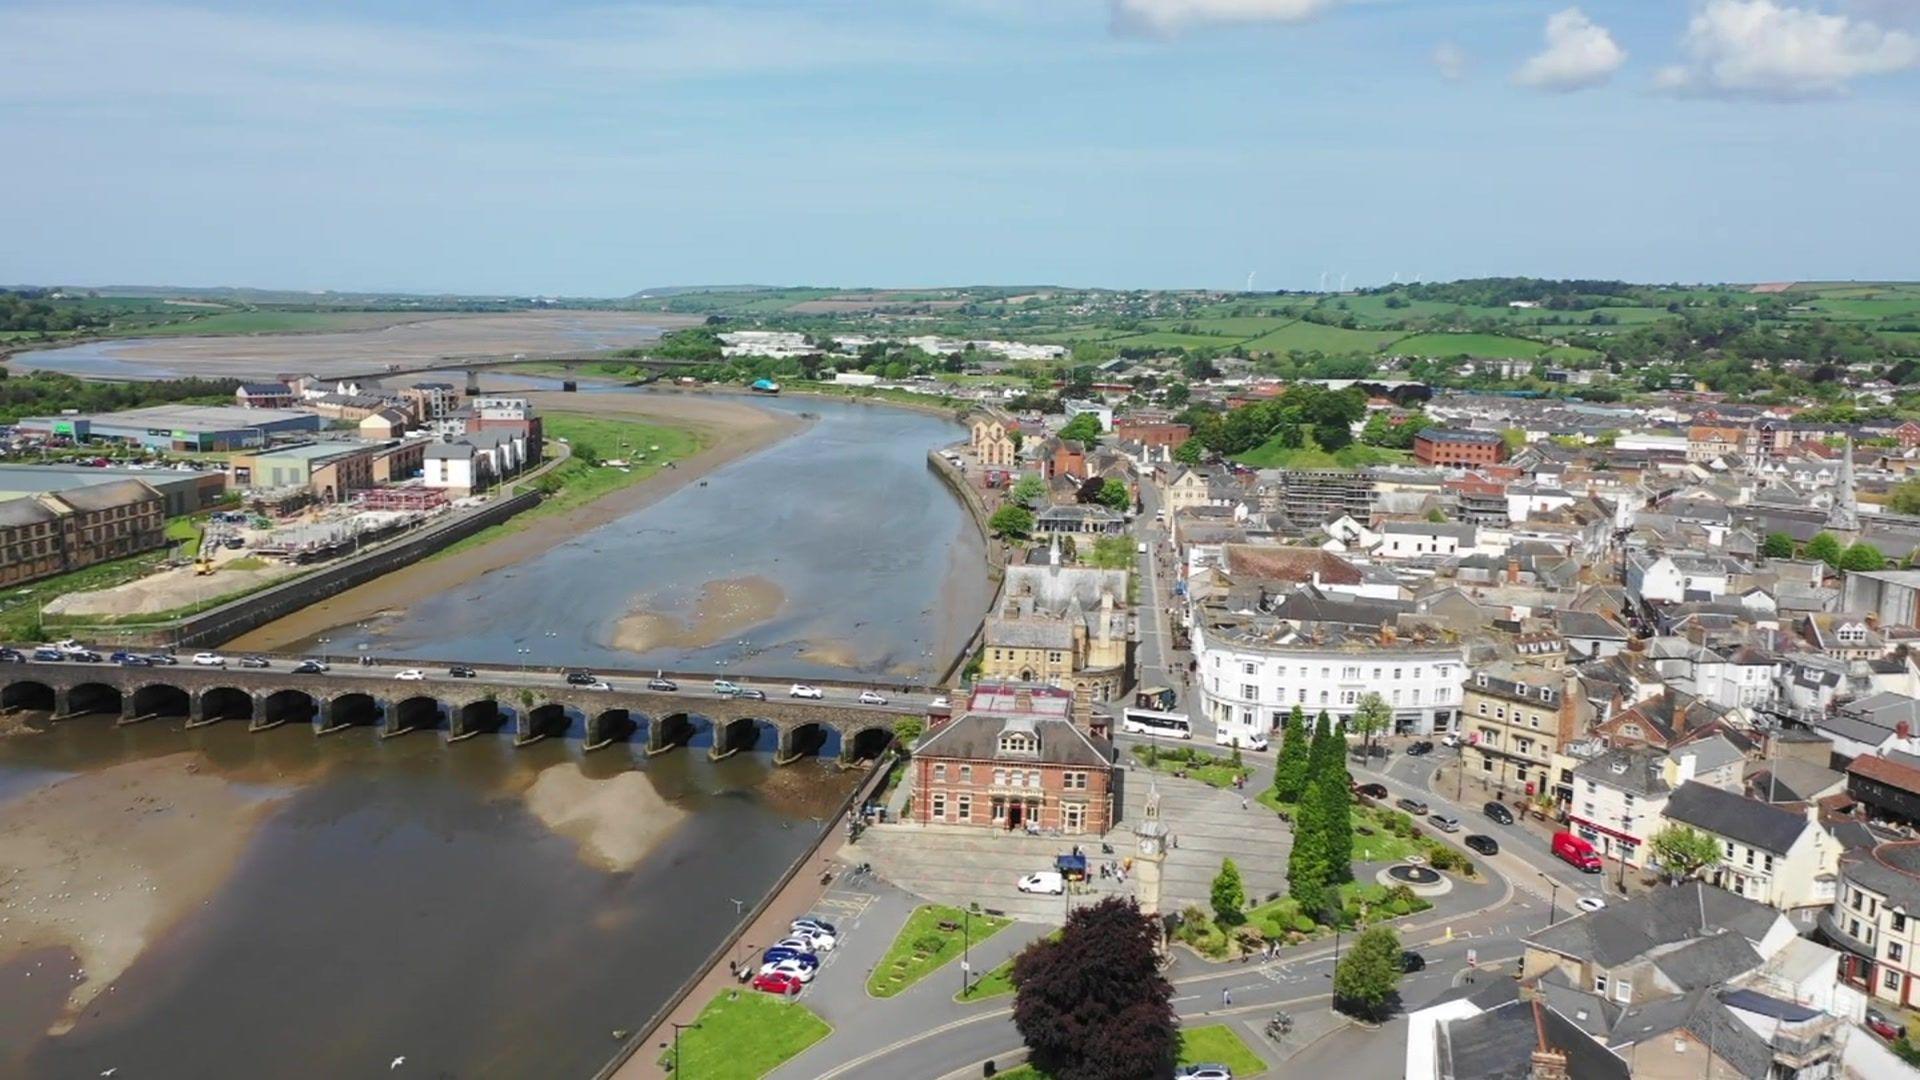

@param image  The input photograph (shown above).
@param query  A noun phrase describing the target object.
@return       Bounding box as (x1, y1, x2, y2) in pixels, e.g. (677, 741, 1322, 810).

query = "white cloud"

(1433, 41, 1469, 81)
(1109, 0, 1339, 37)
(1654, 0, 1920, 98)
(1514, 7, 1627, 91)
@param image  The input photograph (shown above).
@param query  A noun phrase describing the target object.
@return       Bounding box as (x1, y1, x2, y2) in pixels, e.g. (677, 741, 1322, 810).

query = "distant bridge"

(330, 352, 727, 384)
(3, 660, 913, 763)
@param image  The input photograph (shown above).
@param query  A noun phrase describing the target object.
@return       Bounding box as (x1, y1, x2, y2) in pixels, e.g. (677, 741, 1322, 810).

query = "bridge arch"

(714, 716, 772, 758)
(66, 682, 124, 718)
(323, 692, 382, 732)
(131, 683, 191, 721)
(450, 697, 505, 741)
(650, 712, 706, 754)
(261, 688, 318, 729)
(388, 696, 447, 737)
(196, 686, 255, 725)
(518, 702, 574, 746)
(778, 721, 831, 763)
(585, 707, 635, 751)
(2, 680, 56, 713)
(847, 725, 895, 762)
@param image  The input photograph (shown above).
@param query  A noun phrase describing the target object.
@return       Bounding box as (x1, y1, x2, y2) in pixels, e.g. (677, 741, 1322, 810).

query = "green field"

(1389, 331, 1554, 359)
(656, 990, 832, 1079)
(127, 310, 431, 336)
(1233, 439, 1409, 470)
(1241, 320, 1407, 354)
(868, 904, 1012, 998)
(429, 412, 703, 559)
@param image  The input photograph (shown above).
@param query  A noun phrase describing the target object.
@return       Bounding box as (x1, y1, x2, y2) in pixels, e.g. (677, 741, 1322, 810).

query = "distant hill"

(626, 285, 784, 298)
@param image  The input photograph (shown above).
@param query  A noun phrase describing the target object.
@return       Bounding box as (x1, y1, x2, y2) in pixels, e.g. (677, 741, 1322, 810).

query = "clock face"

(1139, 837, 1159, 854)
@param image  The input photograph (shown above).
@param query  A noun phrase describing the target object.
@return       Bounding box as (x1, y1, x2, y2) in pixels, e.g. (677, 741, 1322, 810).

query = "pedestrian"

(1222, 987, 1232, 1007)
(1241, 795, 1249, 811)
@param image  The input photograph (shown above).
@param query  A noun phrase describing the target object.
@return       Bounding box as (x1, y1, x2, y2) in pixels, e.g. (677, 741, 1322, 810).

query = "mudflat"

(612, 574, 787, 653)
(228, 392, 804, 652)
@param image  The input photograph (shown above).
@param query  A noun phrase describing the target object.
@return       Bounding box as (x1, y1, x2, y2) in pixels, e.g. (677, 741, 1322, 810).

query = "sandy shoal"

(611, 574, 786, 653)
(229, 393, 803, 651)
(0, 753, 289, 1034)
(520, 762, 687, 873)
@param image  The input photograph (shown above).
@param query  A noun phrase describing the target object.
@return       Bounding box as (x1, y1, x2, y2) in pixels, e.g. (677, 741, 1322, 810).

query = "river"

(0, 389, 987, 1078)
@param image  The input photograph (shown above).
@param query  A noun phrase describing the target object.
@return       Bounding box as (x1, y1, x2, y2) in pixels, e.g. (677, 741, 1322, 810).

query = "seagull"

(390, 1057, 406, 1070)
(730, 898, 745, 914)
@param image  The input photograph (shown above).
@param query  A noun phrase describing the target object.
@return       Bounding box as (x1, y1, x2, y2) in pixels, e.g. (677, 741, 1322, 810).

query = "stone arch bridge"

(2, 664, 902, 764)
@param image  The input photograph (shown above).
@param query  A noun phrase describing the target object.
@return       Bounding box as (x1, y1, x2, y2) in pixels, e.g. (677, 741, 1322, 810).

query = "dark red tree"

(1011, 896, 1176, 1080)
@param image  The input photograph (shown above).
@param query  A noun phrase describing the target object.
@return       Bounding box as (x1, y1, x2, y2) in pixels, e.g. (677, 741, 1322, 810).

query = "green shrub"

(1293, 914, 1316, 933)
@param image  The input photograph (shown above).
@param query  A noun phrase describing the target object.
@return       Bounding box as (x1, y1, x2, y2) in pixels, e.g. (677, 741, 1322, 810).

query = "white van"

(1216, 728, 1269, 752)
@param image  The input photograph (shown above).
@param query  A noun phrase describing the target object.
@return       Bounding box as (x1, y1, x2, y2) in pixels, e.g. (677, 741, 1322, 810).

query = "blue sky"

(2, 0, 1916, 295)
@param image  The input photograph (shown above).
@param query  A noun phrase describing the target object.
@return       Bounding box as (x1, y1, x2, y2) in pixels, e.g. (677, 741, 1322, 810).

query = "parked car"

(858, 690, 888, 706)
(1428, 814, 1460, 833)
(1400, 950, 1426, 973)
(791, 916, 839, 937)
(647, 677, 678, 692)
(1867, 1009, 1902, 1041)
(239, 655, 271, 669)
(293, 660, 329, 674)
(1406, 740, 1434, 756)
(1464, 834, 1499, 856)
(760, 946, 819, 969)
(1018, 871, 1065, 895)
(774, 930, 835, 952)
(1396, 797, 1429, 816)
(1483, 801, 1515, 825)
(734, 688, 767, 701)
(1576, 896, 1606, 913)
(447, 664, 476, 678)
(789, 683, 824, 699)
(1552, 831, 1604, 873)
(1174, 1065, 1233, 1080)
(564, 670, 598, 686)
(31, 648, 63, 662)
(757, 959, 816, 983)
(1442, 732, 1461, 748)
(1354, 782, 1389, 800)
(191, 652, 227, 667)
(751, 970, 805, 995)
(394, 669, 426, 681)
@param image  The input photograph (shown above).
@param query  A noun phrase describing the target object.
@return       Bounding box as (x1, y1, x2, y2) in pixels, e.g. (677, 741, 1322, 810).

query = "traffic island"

(867, 903, 1011, 999)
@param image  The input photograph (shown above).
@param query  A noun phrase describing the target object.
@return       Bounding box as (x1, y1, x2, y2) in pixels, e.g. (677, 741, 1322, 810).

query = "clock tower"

(1133, 786, 1170, 951)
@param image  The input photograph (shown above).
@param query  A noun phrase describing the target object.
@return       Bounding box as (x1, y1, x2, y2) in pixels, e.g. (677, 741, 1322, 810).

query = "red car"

(1866, 1009, 1902, 1041)
(753, 970, 805, 995)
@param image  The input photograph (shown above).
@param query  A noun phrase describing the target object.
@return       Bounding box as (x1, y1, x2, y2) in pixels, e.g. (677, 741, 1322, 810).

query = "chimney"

(1508, 555, 1522, 584)
(1867, 612, 1881, 630)
(1899, 720, 1912, 742)
(1529, 1001, 1571, 1080)
(1380, 622, 1397, 645)
(1015, 688, 1034, 713)
(1675, 752, 1698, 785)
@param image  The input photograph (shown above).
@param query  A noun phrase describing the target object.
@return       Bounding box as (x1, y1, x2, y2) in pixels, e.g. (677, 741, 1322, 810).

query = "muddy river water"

(0, 391, 987, 1077)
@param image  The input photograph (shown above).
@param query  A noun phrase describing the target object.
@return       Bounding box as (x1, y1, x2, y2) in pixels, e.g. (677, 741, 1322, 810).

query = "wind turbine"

(1318, 270, 1329, 292)
(1338, 272, 1349, 292)
(1245, 270, 1257, 292)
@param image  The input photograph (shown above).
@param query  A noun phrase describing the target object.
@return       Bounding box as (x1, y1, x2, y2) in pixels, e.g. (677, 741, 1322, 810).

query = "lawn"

(867, 904, 1012, 998)
(1255, 789, 1417, 862)
(656, 989, 832, 1080)
(1233, 438, 1409, 470)
(1388, 331, 1552, 359)
(990, 1025, 1266, 1080)
(1130, 743, 1251, 790)
(1244, 879, 1431, 939)
(429, 411, 703, 559)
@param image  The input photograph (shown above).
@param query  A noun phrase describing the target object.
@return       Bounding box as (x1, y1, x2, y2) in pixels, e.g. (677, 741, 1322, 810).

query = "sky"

(2, 0, 1917, 295)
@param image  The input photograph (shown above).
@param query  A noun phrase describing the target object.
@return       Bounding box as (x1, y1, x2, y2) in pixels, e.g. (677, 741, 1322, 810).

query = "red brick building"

(1113, 417, 1191, 450)
(910, 683, 1114, 835)
(1414, 428, 1509, 468)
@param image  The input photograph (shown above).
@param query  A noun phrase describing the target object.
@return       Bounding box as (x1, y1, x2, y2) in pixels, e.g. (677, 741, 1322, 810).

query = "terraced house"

(0, 478, 166, 587)
(1462, 661, 1574, 799)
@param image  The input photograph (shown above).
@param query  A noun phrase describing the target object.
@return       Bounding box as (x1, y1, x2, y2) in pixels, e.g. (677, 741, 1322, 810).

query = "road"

(1131, 478, 1197, 721)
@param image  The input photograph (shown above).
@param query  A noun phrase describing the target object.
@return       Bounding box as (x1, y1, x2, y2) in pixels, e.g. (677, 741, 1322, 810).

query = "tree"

(1333, 925, 1404, 1020)
(1890, 479, 1920, 516)
(1648, 824, 1722, 883)
(1172, 438, 1205, 466)
(1059, 412, 1103, 445)
(1076, 476, 1108, 504)
(1272, 706, 1311, 802)
(891, 716, 924, 750)
(1286, 786, 1329, 914)
(1009, 474, 1045, 507)
(989, 505, 1035, 540)
(1013, 897, 1177, 1080)
(1097, 478, 1131, 511)
(1805, 532, 1843, 568)
(1841, 542, 1887, 572)
(1762, 532, 1796, 559)
(1352, 693, 1393, 761)
(1211, 858, 1247, 927)
(1164, 382, 1191, 408)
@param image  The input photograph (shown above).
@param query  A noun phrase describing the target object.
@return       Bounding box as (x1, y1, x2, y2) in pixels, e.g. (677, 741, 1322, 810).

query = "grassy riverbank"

(430, 412, 703, 561)
(0, 514, 208, 640)
(656, 989, 832, 1079)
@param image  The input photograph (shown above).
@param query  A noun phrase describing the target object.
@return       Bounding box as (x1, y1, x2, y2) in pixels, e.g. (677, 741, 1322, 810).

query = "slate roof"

(1609, 990, 1773, 1080)
(1837, 841, 1920, 910)
(1649, 930, 1765, 991)
(1574, 746, 1672, 798)
(1525, 883, 1781, 969)
(1555, 608, 1629, 642)
(45, 478, 160, 512)
(1380, 520, 1478, 542)
(1435, 999, 1629, 1080)
(1222, 544, 1363, 586)
(0, 497, 62, 528)
(1848, 753, 1920, 797)
(1663, 781, 1809, 855)
(914, 712, 1112, 768)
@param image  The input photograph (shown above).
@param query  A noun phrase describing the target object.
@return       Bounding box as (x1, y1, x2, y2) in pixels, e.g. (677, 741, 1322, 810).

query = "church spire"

(1828, 436, 1859, 533)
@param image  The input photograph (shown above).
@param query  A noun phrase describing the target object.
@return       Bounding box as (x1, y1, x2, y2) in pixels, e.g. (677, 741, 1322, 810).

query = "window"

(1392, 690, 1402, 705)
(1028, 771, 1041, 787)
(1393, 668, 1403, 679)
(1064, 771, 1087, 790)
(1892, 942, 1905, 964)
(1612, 981, 1631, 1004)
(998, 732, 1037, 755)
(931, 791, 947, 820)
(1886, 969, 1903, 993)
(959, 765, 972, 782)
(994, 769, 1007, 786)
(1593, 974, 1608, 994)
(1319, 691, 1329, 704)
(956, 793, 972, 821)
(934, 763, 947, 781)
(1242, 684, 1258, 701)
(1411, 689, 1421, 705)
(1895, 912, 1908, 934)
(1343, 666, 1360, 680)
(1243, 662, 1257, 675)
(1341, 690, 1357, 705)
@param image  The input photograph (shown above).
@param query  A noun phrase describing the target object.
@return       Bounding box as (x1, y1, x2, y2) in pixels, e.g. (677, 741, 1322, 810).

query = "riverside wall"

(927, 448, 1006, 687)
(81, 491, 541, 649)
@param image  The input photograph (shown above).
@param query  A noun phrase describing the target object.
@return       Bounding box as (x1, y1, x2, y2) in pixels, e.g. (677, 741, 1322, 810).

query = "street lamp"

(662, 1021, 700, 1075)
(1540, 871, 1560, 928)
(961, 906, 972, 997)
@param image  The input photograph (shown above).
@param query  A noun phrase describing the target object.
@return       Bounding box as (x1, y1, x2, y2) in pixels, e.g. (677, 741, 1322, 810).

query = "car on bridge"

(734, 688, 767, 701)
(31, 648, 63, 662)
(147, 653, 178, 665)
(0, 647, 21, 663)
(239, 655, 271, 669)
(858, 690, 888, 706)
(564, 670, 599, 686)
(789, 684, 823, 699)
(119, 655, 152, 667)
(394, 669, 426, 681)
(192, 652, 227, 667)
(647, 677, 678, 692)
(293, 660, 330, 674)
(447, 665, 475, 678)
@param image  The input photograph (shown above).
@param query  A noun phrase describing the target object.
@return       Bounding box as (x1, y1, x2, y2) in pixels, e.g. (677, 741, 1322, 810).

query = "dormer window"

(998, 732, 1038, 755)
